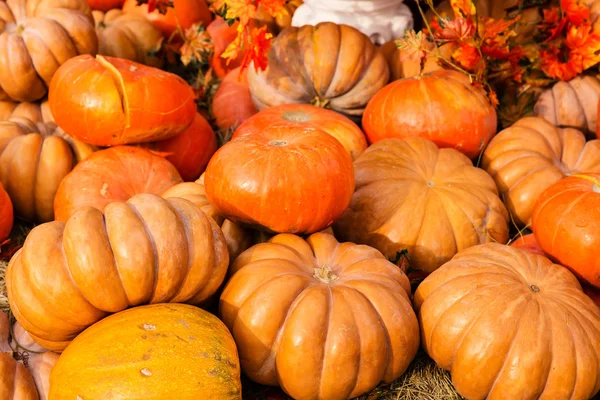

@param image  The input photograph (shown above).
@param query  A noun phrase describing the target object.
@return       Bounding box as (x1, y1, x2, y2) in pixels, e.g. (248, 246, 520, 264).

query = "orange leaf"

(561, 0, 591, 25)
(452, 42, 481, 71)
(396, 30, 434, 64)
(450, 0, 476, 18)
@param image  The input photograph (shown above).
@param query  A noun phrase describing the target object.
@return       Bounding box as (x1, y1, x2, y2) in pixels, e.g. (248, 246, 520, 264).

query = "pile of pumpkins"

(1, 0, 600, 399)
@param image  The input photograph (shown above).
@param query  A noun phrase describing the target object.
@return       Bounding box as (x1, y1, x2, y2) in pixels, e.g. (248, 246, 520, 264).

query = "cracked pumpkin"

(48, 54, 196, 146)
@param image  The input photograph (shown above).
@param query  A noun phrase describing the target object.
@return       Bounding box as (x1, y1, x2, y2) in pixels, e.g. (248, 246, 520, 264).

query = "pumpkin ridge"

(95, 55, 130, 138)
(546, 191, 589, 251)
(274, 28, 314, 100)
(549, 295, 600, 339)
(336, 287, 362, 396)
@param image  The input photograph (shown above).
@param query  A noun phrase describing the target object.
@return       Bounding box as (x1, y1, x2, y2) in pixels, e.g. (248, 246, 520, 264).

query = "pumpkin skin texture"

(48, 54, 196, 146)
(93, 9, 163, 67)
(0, 117, 96, 222)
(482, 117, 600, 227)
(0, 101, 53, 123)
(414, 243, 600, 400)
(0, 353, 39, 399)
(205, 123, 355, 234)
(334, 138, 509, 275)
(0, 182, 13, 243)
(362, 70, 497, 159)
(232, 104, 367, 161)
(7, 193, 229, 352)
(220, 233, 419, 400)
(509, 234, 544, 256)
(0, 0, 98, 102)
(27, 353, 59, 400)
(212, 67, 258, 133)
(532, 173, 600, 288)
(54, 146, 183, 222)
(49, 304, 241, 400)
(247, 22, 390, 118)
(87, 0, 124, 11)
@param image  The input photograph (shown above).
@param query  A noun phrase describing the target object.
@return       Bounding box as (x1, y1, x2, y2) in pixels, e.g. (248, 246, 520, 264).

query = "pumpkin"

(87, 0, 124, 11)
(380, 40, 453, 81)
(0, 117, 96, 222)
(212, 67, 258, 134)
(534, 75, 600, 138)
(220, 232, 419, 400)
(0, 182, 13, 243)
(0, 353, 38, 399)
(0, 101, 53, 123)
(414, 243, 600, 400)
(532, 173, 600, 288)
(49, 303, 241, 399)
(247, 22, 389, 118)
(232, 104, 367, 161)
(207, 17, 246, 79)
(0, 311, 11, 352)
(27, 353, 59, 400)
(48, 54, 196, 146)
(0, 0, 98, 102)
(12, 322, 49, 354)
(481, 117, 600, 227)
(255, 0, 302, 33)
(204, 120, 355, 234)
(54, 146, 183, 222)
(509, 234, 544, 256)
(362, 70, 497, 159)
(7, 193, 229, 351)
(93, 9, 163, 67)
(121, 0, 212, 39)
(334, 138, 509, 275)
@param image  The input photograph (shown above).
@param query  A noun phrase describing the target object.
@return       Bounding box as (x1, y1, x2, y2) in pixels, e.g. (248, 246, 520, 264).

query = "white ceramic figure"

(291, 0, 414, 45)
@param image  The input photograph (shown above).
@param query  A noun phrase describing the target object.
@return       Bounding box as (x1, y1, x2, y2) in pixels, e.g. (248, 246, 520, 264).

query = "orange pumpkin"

(7, 193, 229, 351)
(212, 67, 258, 134)
(482, 117, 600, 227)
(122, 0, 212, 38)
(48, 55, 196, 146)
(205, 120, 354, 234)
(0, 353, 38, 399)
(509, 234, 544, 256)
(363, 70, 497, 159)
(206, 17, 245, 78)
(232, 104, 367, 161)
(415, 243, 600, 400)
(334, 138, 509, 275)
(0, 182, 13, 243)
(220, 232, 419, 400)
(54, 146, 183, 222)
(87, 0, 124, 11)
(532, 173, 600, 288)
(0, 101, 53, 123)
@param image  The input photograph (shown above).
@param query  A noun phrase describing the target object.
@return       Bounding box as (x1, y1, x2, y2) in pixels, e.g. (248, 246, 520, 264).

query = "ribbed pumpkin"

(7, 193, 229, 352)
(220, 233, 419, 400)
(212, 67, 258, 134)
(0, 353, 38, 399)
(54, 146, 183, 222)
(93, 9, 163, 67)
(0, 117, 95, 222)
(481, 117, 600, 227)
(247, 22, 389, 118)
(334, 138, 509, 275)
(49, 304, 241, 399)
(0, 0, 98, 102)
(0, 101, 53, 123)
(415, 243, 600, 400)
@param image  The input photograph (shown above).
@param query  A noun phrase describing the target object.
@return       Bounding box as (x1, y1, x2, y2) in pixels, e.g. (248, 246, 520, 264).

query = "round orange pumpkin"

(482, 117, 600, 227)
(232, 104, 367, 160)
(0, 101, 53, 123)
(362, 70, 497, 159)
(87, 0, 124, 11)
(49, 303, 241, 399)
(206, 17, 246, 78)
(334, 138, 509, 275)
(7, 193, 229, 351)
(247, 22, 390, 118)
(212, 67, 258, 134)
(54, 146, 183, 222)
(204, 121, 355, 234)
(0, 0, 98, 102)
(220, 232, 419, 400)
(532, 173, 600, 288)
(48, 54, 196, 146)
(122, 0, 212, 39)
(509, 233, 544, 256)
(415, 243, 600, 400)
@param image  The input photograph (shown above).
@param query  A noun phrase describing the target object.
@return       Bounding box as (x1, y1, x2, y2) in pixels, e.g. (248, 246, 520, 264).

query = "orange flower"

(180, 23, 214, 66)
(539, 8, 568, 42)
(396, 30, 434, 63)
(453, 42, 481, 71)
(540, 45, 583, 81)
(239, 25, 273, 72)
(566, 23, 600, 69)
(561, 0, 591, 25)
(450, 0, 476, 18)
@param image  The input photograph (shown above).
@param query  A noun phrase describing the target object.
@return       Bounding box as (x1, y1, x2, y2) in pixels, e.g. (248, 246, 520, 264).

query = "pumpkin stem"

(310, 96, 330, 109)
(530, 284, 540, 293)
(313, 264, 339, 283)
(571, 174, 600, 193)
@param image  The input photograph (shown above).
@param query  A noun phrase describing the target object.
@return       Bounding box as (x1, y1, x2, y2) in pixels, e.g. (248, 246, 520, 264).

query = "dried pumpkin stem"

(571, 174, 600, 193)
(310, 96, 330, 109)
(313, 264, 339, 283)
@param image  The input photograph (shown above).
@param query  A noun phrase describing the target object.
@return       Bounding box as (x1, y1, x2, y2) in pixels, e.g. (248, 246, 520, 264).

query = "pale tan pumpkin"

(481, 117, 600, 227)
(0, 353, 39, 399)
(0, 101, 53, 122)
(334, 138, 509, 275)
(26, 353, 59, 400)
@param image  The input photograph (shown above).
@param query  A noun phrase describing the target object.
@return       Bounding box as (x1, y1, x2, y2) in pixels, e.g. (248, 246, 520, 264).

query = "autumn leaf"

(225, 0, 257, 25)
(480, 16, 520, 40)
(180, 23, 214, 66)
(453, 42, 482, 71)
(561, 0, 591, 26)
(396, 30, 434, 63)
(539, 8, 568, 41)
(256, 0, 287, 19)
(450, 0, 476, 18)
(433, 17, 475, 41)
(145, 0, 172, 13)
(238, 25, 273, 72)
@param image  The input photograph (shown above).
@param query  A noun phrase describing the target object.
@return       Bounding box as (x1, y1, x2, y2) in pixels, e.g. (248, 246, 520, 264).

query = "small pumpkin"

(232, 104, 367, 161)
(509, 234, 544, 256)
(0, 101, 53, 123)
(534, 75, 600, 138)
(220, 232, 419, 400)
(93, 9, 164, 67)
(28, 353, 59, 400)
(0, 117, 96, 222)
(8, 193, 229, 351)
(87, 0, 124, 11)
(380, 40, 453, 81)
(0, 182, 13, 243)
(362, 70, 497, 159)
(0, 353, 39, 399)
(415, 243, 600, 400)
(48, 54, 196, 146)
(212, 67, 258, 134)
(334, 138, 509, 275)
(54, 146, 183, 222)
(481, 117, 600, 227)
(532, 173, 600, 288)
(49, 304, 241, 399)
(0, 0, 98, 102)
(247, 22, 390, 118)
(204, 118, 355, 234)
(206, 17, 246, 79)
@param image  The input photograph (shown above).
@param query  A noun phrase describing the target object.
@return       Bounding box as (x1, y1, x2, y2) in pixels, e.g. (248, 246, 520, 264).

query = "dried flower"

(180, 23, 214, 66)
(396, 30, 434, 63)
